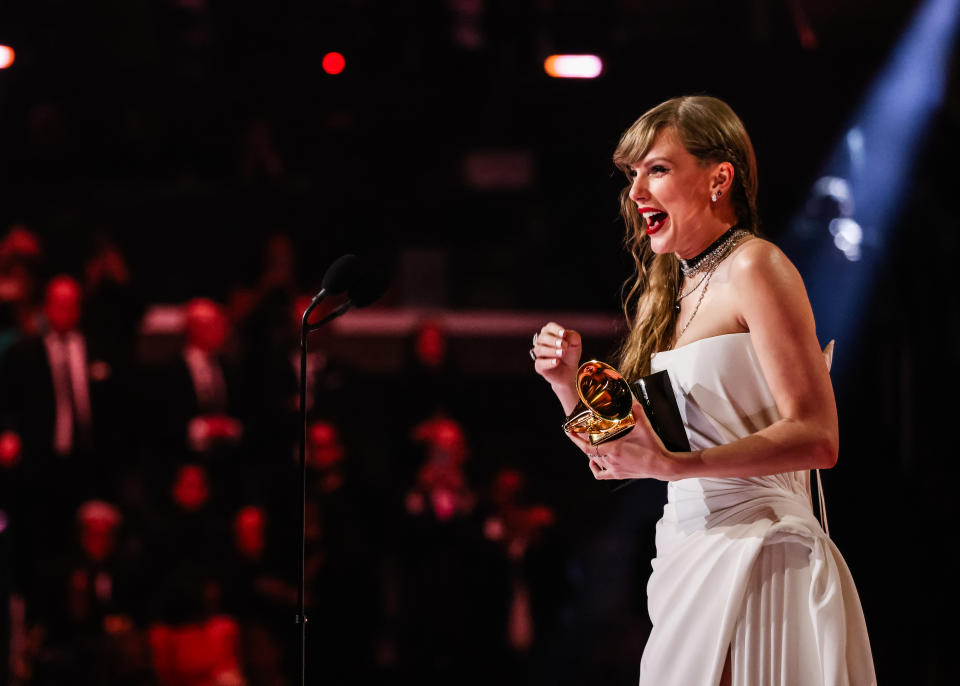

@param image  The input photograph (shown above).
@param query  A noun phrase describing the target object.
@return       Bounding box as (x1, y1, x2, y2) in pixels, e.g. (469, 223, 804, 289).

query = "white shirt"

(44, 330, 92, 456)
(183, 345, 228, 413)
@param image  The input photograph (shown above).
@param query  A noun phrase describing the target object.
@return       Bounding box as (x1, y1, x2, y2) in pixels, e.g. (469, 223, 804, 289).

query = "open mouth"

(642, 211, 668, 234)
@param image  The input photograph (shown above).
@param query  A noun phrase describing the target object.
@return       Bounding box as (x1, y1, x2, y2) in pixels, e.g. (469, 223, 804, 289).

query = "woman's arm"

(594, 240, 839, 481)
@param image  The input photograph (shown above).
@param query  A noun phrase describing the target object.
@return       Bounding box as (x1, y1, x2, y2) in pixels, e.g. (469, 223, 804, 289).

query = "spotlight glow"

(811, 176, 855, 217)
(544, 55, 603, 79)
(0, 45, 14, 70)
(322, 52, 346, 75)
(829, 218, 863, 261)
(784, 0, 960, 373)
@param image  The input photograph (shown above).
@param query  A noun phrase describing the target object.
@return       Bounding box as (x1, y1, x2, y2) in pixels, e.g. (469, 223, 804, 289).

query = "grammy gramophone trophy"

(562, 360, 690, 452)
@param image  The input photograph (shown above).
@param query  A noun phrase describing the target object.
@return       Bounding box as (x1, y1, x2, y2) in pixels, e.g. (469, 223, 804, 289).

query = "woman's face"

(627, 127, 719, 258)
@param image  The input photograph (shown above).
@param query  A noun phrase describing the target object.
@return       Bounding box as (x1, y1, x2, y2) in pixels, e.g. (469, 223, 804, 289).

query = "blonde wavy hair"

(612, 96, 760, 380)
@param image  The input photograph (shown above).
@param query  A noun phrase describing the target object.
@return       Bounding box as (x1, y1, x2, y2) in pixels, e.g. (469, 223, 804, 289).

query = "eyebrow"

(631, 156, 673, 169)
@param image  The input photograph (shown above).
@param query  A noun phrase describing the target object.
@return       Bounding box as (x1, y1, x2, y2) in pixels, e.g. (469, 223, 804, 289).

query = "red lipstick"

(637, 207, 668, 235)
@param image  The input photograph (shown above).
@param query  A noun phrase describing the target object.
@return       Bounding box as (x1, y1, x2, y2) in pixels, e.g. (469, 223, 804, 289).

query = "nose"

(628, 173, 647, 203)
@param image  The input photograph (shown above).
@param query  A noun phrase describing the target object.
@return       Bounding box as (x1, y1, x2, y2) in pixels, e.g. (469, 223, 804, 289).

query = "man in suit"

(145, 298, 247, 509)
(0, 275, 122, 587)
(148, 298, 243, 450)
(0, 275, 126, 470)
(2, 276, 93, 457)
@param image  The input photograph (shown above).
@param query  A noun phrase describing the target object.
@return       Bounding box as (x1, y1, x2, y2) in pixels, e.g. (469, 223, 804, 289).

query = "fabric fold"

(639, 333, 875, 686)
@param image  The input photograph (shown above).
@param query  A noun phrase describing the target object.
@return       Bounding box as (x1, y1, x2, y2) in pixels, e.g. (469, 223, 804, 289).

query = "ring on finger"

(529, 348, 537, 361)
(594, 448, 608, 470)
(532, 332, 539, 347)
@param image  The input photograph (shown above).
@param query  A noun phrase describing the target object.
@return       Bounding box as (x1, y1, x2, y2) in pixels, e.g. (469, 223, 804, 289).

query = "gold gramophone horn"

(562, 360, 636, 446)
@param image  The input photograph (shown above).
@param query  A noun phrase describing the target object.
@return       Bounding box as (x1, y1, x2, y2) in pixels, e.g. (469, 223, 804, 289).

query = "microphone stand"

(297, 297, 353, 686)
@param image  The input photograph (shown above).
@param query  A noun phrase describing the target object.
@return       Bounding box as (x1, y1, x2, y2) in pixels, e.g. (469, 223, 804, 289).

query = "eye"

(649, 165, 669, 175)
(626, 168, 638, 179)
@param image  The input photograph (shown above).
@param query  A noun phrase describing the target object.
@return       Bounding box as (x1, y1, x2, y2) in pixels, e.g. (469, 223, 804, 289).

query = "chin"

(646, 233, 674, 256)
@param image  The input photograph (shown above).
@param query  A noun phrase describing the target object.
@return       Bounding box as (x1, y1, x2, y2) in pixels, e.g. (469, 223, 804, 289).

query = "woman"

(532, 96, 875, 685)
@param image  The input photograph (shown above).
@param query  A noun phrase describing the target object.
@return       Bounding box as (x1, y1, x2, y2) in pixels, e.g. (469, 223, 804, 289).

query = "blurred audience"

(389, 410, 512, 685)
(405, 414, 474, 522)
(0, 275, 127, 587)
(0, 225, 45, 352)
(483, 468, 559, 661)
(145, 298, 244, 481)
(0, 276, 113, 461)
(155, 464, 224, 568)
(147, 561, 245, 686)
(299, 419, 383, 685)
(81, 233, 145, 372)
(0, 263, 568, 686)
(27, 500, 150, 685)
(223, 506, 290, 686)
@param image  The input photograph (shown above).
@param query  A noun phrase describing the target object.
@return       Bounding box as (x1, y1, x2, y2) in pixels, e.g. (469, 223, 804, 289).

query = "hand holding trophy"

(562, 360, 637, 446)
(562, 360, 691, 452)
(531, 323, 689, 453)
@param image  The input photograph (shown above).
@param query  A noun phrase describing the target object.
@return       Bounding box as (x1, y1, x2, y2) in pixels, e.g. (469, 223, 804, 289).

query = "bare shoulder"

(725, 236, 814, 331)
(727, 236, 803, 290)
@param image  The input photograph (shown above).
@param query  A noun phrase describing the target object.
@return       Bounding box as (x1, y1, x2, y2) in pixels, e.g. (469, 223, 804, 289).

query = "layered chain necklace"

(678, 226, 747, 277)
(671, 226, 750, 347)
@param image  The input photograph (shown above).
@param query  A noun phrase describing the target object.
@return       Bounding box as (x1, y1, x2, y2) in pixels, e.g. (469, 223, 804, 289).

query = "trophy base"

(587, 416, 635, 446)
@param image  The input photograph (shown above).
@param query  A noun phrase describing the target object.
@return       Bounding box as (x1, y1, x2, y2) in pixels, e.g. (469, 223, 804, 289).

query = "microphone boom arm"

(305, 300, 353, 333)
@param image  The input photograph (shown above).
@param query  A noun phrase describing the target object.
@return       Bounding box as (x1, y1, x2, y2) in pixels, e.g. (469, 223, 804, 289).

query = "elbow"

(812, 430, 838, 470)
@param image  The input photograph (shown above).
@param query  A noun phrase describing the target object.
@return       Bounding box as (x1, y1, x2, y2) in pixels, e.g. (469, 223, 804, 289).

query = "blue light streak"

(783, 0, 960, 373)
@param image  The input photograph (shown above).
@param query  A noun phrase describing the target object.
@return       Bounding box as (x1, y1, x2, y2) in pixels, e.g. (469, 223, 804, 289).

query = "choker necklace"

(671, 228, 750, 346)
(679, 226, 747, 277)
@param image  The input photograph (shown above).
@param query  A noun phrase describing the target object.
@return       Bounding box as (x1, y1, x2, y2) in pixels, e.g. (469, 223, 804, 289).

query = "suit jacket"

(0, 331, 123, 543)
(0, 332, 119, 460)
(144, 349, 244, 459)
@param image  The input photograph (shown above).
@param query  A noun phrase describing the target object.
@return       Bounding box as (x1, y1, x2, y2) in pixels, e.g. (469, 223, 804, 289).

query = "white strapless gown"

(640, 332, 876, 686)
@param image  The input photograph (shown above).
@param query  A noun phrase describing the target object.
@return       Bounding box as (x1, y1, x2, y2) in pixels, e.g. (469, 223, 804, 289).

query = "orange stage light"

(0, 46, 14, 70)
(544, 54, 603, 79)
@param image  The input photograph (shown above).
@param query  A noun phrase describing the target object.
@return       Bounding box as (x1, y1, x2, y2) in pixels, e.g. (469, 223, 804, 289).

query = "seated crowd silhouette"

(0, 227, 563, 686)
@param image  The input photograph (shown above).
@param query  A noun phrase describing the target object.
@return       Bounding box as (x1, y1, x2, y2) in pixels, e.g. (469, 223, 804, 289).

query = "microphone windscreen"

(348, 266, 389, 308)
(321, 254, 358, 294)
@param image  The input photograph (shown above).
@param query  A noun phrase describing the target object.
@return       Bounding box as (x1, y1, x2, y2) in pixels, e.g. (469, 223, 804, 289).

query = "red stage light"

(0, 431, 21, 468)
(322, 52, 346, 75)
(0, 46, 14, 70)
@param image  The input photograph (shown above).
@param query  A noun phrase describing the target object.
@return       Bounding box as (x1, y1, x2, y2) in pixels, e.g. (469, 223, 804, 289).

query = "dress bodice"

(650, 332, 811, 523)
(651, 331, 778, 449)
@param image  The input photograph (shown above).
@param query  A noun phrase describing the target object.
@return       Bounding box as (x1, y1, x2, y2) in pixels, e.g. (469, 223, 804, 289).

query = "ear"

(711, 161, 735, 197)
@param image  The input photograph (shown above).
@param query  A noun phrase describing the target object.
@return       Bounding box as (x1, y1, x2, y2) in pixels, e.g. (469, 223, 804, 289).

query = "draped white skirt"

(638, 474, 876, 686)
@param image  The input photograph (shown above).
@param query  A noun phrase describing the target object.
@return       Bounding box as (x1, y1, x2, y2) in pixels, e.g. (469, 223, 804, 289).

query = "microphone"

(294, 252, 387, 683)
(301, 254, 359, 334)
(347, 267, 389, 308)
(307, 254, 358, 307)
(296, 255, 358, 680)
(304, 259, 388, 332)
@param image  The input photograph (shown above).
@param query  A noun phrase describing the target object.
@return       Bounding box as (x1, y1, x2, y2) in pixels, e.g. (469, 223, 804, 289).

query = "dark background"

(1, 0, 958, 683)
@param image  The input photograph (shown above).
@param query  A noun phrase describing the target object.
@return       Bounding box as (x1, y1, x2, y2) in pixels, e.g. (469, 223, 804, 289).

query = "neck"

(677, 225, 748, 278)
(676, 222, 735, 261)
